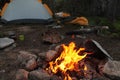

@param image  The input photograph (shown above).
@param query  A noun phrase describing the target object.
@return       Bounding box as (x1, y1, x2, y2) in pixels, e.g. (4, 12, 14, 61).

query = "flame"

(48, 42, 87, 80)
(84, 65, 87, 71)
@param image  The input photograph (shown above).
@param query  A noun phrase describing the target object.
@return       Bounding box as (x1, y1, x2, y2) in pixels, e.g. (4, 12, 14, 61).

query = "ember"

(47, 42, 88, 80)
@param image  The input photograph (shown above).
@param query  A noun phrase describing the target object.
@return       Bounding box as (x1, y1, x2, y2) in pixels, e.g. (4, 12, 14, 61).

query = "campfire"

(16, 39, 112, 80)
(46, 42, 88, 80)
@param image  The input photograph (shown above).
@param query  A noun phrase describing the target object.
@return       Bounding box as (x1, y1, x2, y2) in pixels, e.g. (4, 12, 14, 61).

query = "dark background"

(43, 0, 120, 21)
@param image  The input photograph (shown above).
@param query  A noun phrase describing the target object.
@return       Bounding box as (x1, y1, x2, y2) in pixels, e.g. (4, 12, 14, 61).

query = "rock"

(0, 25, 3, 28)
(83, 64, 100, 79)
(36, 58, 46, 68)
(25, 58, 37, 71)
(55, 44, 63, 56)
(38, 52, 46, 59)
(52, 25, 63, 28)
(55, 45, 62, 52)
(3, 31, 16, 40)
(0, 69, 5, 73)
(85, 39, 112, 60)
(46, 50, 57, 61)
(17, 51, 37, 70)
(28, 49, 40, 54)
(28, 69, 51, 80)
(0, 37, 15, 49)
(50, 75, 62, 80)
(103, 60, 120, 77)
(18, 51, 37, 62)
(42, 29, 62, 44)
(15, 69, 29, 80)
(4, 43, 16, 51)
(17, 26, 33, 32)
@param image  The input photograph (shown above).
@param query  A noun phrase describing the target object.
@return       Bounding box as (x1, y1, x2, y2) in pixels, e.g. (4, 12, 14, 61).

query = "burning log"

(15, 69, 29, 80)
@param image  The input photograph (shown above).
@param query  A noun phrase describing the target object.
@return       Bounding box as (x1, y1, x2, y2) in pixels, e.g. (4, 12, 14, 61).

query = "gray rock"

(42, 29, 62, 44)
(38, 52, 46, 59)
(25, 58, 37, 71)
(50, 75, 62, 80)
(103, 60, 120, 77)
(46, 50, 57, 61)
(17, 51, 37, 70)
(4, 43, 16, 51)
(18, 51, 37, 62)
(15, 69, 29, 80)
(0, 25, 3, 28)
(0, 37, 14, 49)
(28, 69, 51, 80)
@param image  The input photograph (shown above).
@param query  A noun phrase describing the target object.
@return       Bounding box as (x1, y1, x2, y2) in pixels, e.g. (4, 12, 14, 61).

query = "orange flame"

(48, 42, 87, 80)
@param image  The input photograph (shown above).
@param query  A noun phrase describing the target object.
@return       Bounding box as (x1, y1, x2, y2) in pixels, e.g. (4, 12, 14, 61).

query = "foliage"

(45, 0, 120, 19)
(113, 21, 120, 32)
(0, 31, 4, 38)
(87, 17, 111, 26)
(88, 17, 120, 38)
(44, 0, 120, 38)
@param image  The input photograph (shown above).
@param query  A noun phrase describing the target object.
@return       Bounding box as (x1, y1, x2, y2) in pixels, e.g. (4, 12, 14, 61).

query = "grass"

(88, 17, 120, 38)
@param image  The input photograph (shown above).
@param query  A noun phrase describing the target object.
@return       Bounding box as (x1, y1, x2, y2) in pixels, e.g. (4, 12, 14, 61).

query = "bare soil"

(0, 24, 120, 80)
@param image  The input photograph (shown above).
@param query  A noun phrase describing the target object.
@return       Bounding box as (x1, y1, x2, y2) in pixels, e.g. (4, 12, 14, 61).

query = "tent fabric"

(38, 0, 42, 3)
(43, 4, 53, 16)
(0, 10, 1, 16)
(1, 0, 53, 23)
(1, 3, 9, 16)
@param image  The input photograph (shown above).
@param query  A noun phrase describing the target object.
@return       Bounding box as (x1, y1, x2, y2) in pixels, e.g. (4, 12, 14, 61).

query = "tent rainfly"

(0, 0, 53, 23)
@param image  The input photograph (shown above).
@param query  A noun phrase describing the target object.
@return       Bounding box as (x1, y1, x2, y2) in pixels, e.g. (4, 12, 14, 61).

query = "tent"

(0, 0, 53, 23)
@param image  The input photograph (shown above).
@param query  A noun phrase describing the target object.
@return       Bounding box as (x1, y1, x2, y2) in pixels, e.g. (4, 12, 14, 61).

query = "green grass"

(88, 17, 111, 26)
(87, 17, 120, 38)
(113, 20, 120, 31)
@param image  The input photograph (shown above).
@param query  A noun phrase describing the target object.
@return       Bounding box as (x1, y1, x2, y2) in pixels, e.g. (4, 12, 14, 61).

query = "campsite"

(0, 0, 120, 80)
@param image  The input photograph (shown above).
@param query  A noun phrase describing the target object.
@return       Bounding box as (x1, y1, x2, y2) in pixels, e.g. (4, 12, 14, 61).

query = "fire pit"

(16, 39, 113, 80)
(45, 40, 111, 80)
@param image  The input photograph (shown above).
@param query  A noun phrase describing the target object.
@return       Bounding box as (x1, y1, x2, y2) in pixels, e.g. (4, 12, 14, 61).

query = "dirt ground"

(0, 24, 120, 80)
